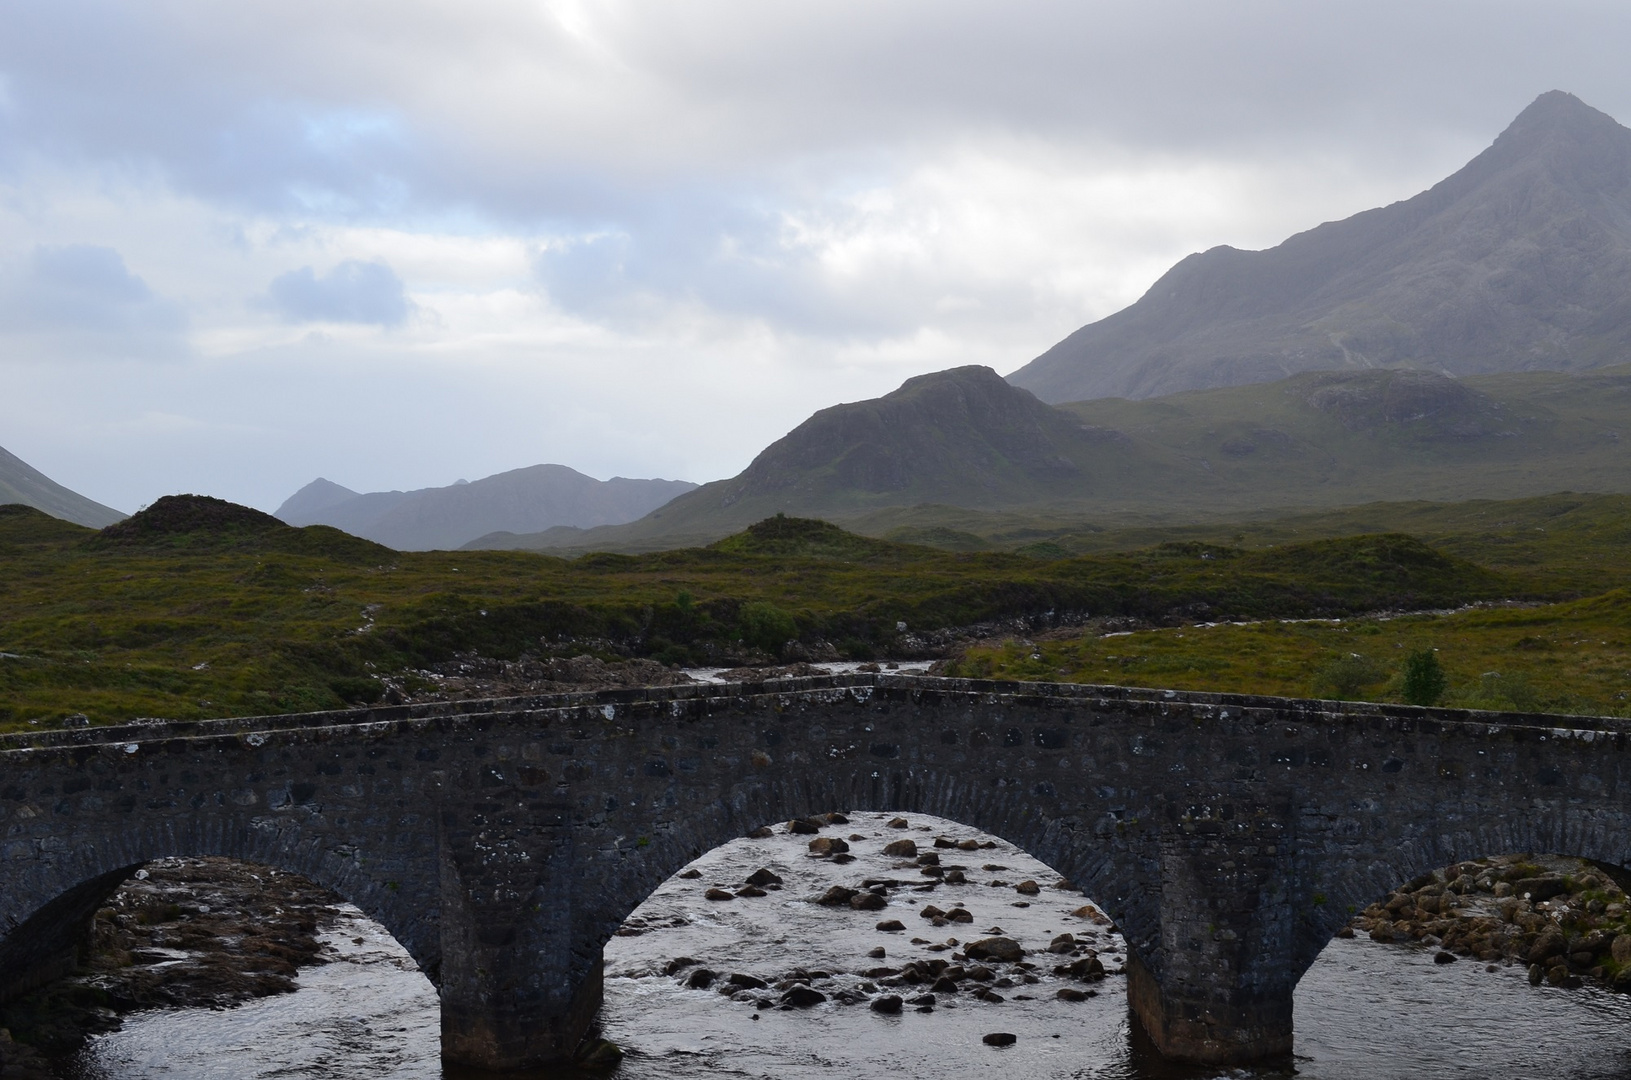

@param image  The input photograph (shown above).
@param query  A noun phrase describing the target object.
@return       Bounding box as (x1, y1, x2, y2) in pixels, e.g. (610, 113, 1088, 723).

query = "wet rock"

(975, 989, 1006, 1003)
(1048, 934, 1075, 954)
(782, 985, 827, 1008)
(931, 976, 960, 993)
(746, 868, 783, 887)
(887, 817, 910, 828)
(1515, 878, 1567, 902)
(867, 947, 887, 958)
(1056, 987, 1092, 1002)
(1528, 930, 1567, 965)
(678, 869, 702, 879)
(728, 973, 769, 990)
(944, 868, 968, 885)
(1059, 956, 1106, 981)
(1015, 880, 1040, 895)
(965, 937, 1024, 963)
(686, 968, 718, 989)
(825, 812, 851, 825)
(983, 1032, 1017, 1047)
(809, 837, 850, 856)
(1433, 951, 1457, 965)
(747, 826, 775, 839)
(916, 852, 940, 866)
(934, 837, 958, 849)
(817, 886, 858, 906)
(851, 891, 889, 911)
(789, 818, 822, 835)
(664, 957, 699, 975)
(967, 965, 996, 982)
(1528, 963, 1544, 986)
(735, 886, 767, 898)
(946, 908, 974, 923)
(870, 994, 903, 1014)
(919, 905, 946, 920)
(876, 919, 906, 932)
(1613, 935, 1631, 965)
(705, 888, 735, 901)
(882, 839, 919, 858)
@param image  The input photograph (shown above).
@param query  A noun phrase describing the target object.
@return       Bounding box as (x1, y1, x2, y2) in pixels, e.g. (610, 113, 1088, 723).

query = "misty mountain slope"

(0, 443, 125, 528)
(463, 366, 1159, 551)
(468, 362, 1631, 553)
(1010, 91, 1631, 402)
(276, 464, 697, 550)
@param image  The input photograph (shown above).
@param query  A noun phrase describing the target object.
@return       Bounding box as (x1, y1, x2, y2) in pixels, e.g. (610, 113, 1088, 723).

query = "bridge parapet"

(4, 675, 1631, 1070)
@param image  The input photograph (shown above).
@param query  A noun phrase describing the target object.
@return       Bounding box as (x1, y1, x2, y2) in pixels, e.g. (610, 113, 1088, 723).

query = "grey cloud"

(264, 260, 410, 326)
(1, 244, 186, 346)
(5, 1, 1631, 226)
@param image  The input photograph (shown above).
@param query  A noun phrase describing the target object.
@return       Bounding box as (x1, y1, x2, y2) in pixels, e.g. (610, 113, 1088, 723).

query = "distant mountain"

(467, 361, 1631, 552)
(0, 443, 125, 528)
(276, 464, 697, 550)
(1009, 91, 1631, 403)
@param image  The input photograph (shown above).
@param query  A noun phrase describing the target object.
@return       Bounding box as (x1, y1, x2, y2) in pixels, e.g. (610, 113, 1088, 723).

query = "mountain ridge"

(465, 361, 1631, 553)
(0, 443, 126, 528)
(276, 463, 697, 550)
(1008, 90, 1631, 402)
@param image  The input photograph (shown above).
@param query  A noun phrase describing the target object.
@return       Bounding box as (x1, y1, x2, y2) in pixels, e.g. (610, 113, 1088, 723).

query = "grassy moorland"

(0, 492, 1566, 729)
(943, 594, 1631, 718)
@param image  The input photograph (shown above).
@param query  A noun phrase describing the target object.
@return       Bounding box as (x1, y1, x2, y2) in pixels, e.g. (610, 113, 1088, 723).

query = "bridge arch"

(584, 770, 1153, 972)
(0, 812, 440, 1004)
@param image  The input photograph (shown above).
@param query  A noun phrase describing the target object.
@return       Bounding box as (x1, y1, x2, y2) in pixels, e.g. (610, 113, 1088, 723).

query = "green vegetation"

(1401, 649, 1448, 706)
(944, 591, 1631, 717)
(9, 487, 1631, 727)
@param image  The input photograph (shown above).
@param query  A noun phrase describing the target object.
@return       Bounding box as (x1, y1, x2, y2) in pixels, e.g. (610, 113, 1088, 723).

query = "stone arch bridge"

(3, 674, 1629, 1072)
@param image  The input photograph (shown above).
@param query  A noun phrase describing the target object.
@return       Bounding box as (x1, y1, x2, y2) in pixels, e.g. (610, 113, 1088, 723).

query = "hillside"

(0, 497, 1569, 727)
(0, 443, 125, 528)
(276, 464, 696, 550)
(468, 362, 1631, 553)
(1008, 91, 1631, 402)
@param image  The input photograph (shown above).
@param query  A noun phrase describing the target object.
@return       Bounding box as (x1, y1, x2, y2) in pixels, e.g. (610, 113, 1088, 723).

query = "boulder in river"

(809, 836, 850, 856)
(876, 919, 906, 931)
(869, 994, 903, 1014)
(746, 867, 783, 887)
(817, 886, 858, 906)
(782, 985, 827, 1008)
(959, 939, 1024, 965)
(883, 839, 918, 857)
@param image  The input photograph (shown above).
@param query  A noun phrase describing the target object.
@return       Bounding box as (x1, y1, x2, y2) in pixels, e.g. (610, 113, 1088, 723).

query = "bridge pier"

(433, 775, 602, 1072)
(1126, 808, 1297, 1065)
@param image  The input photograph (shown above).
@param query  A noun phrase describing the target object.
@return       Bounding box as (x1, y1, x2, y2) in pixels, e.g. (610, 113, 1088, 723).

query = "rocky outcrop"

(1352, 853, 1631, 990)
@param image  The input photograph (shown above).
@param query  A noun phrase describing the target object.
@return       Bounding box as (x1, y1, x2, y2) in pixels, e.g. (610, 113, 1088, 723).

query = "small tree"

(1401, 649, 1447, 706)
(739, 601, 797, 655)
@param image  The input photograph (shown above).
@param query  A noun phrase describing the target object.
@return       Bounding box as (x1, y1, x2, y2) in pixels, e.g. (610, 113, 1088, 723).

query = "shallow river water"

(61, 812, 1631, 1079)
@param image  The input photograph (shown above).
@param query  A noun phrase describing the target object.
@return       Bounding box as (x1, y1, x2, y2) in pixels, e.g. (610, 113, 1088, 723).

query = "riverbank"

(0, 857, 342, 1074)
(1352, 853, 1631, 987)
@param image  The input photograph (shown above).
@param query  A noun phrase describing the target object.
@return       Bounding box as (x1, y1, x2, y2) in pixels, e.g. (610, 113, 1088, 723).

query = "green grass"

(0, 496, 1572, 729)
(944, 590, 1631, 718)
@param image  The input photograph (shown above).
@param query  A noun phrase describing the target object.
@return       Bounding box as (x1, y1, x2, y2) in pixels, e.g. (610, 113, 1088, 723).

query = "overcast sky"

(4, 1, 1630, 513)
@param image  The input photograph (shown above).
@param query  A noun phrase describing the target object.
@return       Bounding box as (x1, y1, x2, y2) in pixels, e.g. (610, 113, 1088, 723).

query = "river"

(57, 812, 1631, 1079)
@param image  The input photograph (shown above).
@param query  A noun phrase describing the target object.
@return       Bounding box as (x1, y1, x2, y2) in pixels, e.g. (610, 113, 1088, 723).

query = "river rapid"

(59, 812, 1631, 1080)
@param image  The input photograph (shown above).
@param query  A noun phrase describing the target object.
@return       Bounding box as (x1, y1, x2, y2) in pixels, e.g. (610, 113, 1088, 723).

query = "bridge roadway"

(3, 673, 1630, 1072)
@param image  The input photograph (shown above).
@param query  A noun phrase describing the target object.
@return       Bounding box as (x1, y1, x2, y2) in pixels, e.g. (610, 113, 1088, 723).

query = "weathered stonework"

(4, 674, 1630, 1070)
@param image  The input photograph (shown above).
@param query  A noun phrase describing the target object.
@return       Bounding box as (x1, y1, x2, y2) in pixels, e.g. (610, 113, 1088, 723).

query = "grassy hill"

(0, 496, 1587, 729)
